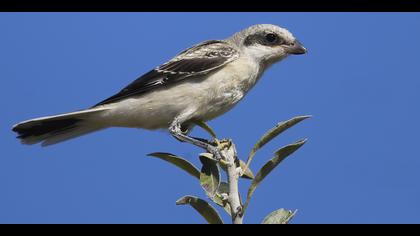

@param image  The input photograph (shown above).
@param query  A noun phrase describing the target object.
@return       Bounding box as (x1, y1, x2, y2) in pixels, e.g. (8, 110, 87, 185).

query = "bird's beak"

(286, 40, 307, 55)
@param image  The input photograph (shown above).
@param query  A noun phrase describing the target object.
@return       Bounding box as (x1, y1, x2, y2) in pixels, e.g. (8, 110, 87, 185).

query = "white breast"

(193, 55, 261, 121)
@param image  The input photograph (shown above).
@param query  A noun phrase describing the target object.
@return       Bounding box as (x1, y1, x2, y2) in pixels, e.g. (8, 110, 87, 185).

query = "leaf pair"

(244, 115, 311, 173)
(242, 115, 311, 214)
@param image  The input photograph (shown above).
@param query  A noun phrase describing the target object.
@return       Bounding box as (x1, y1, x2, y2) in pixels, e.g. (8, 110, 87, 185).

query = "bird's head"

(228, 24, 307, 67)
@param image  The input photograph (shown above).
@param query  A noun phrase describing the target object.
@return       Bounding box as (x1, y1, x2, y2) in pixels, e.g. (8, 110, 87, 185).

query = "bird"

(12, 24, 307, 154)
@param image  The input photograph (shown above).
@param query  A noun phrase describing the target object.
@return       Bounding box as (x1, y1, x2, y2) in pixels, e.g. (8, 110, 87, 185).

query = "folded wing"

(94, 40, 240, 107)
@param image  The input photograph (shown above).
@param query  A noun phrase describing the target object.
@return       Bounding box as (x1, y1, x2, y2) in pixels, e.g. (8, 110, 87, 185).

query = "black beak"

(287, 40, 307, 55)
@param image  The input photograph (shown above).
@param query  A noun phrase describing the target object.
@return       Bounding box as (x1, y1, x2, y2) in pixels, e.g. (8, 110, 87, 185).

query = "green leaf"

(243, 139, 307, 212)
(244, 115, 311, 171)
(176, 195, 224, 224)
(147, 152, 200, 179)
(239, 160, 255, 179)
(199, 152, 216, 161)
(199, 154, 220, 198)
(217, 182, 229, 195)
(262, 209, 297, 224)
(212, 182, 232, 216)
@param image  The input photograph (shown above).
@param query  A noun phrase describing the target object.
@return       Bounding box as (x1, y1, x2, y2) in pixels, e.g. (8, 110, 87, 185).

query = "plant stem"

(222, 141, 243, 224)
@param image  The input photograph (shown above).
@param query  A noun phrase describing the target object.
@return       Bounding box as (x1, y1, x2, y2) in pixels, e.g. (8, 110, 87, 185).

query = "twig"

(220, 140, 243, 224)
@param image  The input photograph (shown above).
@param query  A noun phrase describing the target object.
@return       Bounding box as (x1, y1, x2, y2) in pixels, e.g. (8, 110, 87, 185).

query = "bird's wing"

(93, 40, 240, 107)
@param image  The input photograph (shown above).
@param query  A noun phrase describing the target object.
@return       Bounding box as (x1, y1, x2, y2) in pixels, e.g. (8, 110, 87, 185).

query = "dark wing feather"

(93, 40, 239, 107)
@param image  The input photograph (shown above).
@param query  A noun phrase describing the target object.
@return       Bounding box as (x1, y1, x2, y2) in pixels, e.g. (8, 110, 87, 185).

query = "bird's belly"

(197, 88, 244, 122)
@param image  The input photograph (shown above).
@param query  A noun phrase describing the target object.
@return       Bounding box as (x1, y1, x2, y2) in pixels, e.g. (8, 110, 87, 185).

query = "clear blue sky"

(1, 13, 420, 224)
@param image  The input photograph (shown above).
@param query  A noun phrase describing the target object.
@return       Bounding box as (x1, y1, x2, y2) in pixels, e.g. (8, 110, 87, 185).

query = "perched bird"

(12, 24, 307, 152)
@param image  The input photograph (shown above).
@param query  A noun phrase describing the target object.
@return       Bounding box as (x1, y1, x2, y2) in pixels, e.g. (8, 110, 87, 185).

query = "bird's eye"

(265, 33, 278, 43)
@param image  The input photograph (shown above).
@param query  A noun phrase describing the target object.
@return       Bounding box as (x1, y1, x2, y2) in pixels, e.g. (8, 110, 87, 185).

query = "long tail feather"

(12, 107, 109, 146)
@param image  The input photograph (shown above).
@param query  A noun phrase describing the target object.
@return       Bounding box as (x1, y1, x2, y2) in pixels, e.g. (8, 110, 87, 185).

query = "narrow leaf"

(176, 195, 224, 224)
(243, 139, 307, 212)
(245, 115, 311, 171)
(262, 209, 297, 224)
(194, 120, 217, 140)
(240, 160, 255, 179)
(147, 152, 200, 179)
(199, 152, 216, 161)
(217, 182, 229, 195)
(199, 154, 220, 198)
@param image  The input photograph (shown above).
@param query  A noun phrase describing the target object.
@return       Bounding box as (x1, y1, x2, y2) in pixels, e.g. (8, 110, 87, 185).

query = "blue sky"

(1, 13, 420, 224)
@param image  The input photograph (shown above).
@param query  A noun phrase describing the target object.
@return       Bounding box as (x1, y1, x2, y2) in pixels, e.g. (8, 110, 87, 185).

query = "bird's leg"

(169, 121, 223, 160)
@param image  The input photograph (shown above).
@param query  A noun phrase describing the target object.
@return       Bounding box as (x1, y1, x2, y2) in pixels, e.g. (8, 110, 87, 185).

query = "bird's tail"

(12, 107, 109, 146)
